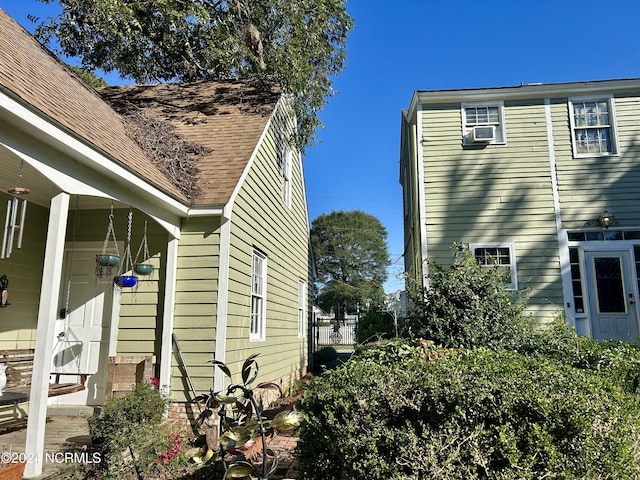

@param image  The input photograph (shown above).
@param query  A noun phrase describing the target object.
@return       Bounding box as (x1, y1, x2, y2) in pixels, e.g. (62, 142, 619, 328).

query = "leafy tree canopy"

(68, 65, 108, 87)
(311, 210, 389, 316)
(32, 0, 353, 149)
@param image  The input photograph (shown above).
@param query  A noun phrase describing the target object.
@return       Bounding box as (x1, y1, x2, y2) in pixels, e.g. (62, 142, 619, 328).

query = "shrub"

(401, 248, 531, 350)
(84, 382, 188, 479)
(355, 309, 396, 344)
(314, 346, 338, 365)
(297, 343, 640, 479)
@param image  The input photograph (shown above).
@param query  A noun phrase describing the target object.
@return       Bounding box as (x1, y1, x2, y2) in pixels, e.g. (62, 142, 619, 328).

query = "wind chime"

(1, 160, 29, 259)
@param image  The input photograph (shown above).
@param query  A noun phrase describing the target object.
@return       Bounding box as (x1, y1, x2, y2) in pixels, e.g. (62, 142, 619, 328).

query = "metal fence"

(315, 324, 355, 348)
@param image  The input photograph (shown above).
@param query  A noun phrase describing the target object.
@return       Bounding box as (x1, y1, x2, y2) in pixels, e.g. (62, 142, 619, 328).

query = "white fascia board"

(406, 78, 640, 119)
(225, 94, 283, 218)
(0, 90, 190, 218)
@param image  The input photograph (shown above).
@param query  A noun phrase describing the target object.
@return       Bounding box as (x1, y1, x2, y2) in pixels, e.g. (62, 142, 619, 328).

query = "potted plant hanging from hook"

(114, 210, 137, 288)
(133, 221, 153, 276)
(96, 206, 120, 281)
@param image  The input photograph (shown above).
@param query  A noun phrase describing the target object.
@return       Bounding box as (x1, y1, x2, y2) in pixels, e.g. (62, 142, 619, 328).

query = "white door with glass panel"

(50, 246, 115, 405)
(585, 251, 638, 343)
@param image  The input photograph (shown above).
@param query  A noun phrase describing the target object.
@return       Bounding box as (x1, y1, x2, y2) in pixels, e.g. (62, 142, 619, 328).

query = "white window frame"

(461, 101, 506, 145)
(280, 147, 292, 208)
(470, 242, 518, 290)
(250, 249, 267, 341)
(568, 95, 619, 158)
(298, 279, 307, 338)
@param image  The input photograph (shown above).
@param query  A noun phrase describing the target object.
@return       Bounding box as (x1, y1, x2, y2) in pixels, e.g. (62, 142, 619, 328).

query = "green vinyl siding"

(0, 196, 48, 349)
(171, 216, 221, 397)
(418, 99, 562, 322)
(554, 93, 640, 229)
(224, 100, 309, 385)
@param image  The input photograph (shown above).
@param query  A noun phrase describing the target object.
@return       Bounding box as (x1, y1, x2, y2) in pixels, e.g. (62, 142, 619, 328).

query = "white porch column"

(159, 236, 179, 398)
(24, 192, 69, 478)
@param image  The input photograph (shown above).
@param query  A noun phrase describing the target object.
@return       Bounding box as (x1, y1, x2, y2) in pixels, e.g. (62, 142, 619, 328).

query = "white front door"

(51, 246, 115, 405)
(585, 250, 639, 343)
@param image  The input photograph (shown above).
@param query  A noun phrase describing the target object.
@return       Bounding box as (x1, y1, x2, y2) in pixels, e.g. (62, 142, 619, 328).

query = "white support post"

(159, 236, 179, 399)
(23, 192, 69, 478)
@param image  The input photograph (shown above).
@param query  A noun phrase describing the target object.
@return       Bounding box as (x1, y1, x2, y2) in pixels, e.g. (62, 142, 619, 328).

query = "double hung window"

(470, 243, 517, 290)
(250, 250, 267, 341)
(569, 97, 618, 157)
(461, 102, 506, 144)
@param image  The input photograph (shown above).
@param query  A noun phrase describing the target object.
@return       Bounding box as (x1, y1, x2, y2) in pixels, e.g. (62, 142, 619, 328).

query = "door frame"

(49, 242, 121, 406)
(583, 247, 639, 342)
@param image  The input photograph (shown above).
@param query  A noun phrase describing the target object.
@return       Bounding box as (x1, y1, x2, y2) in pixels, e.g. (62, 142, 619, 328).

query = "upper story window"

(569, 96, 619, 157)
(461, 101, 506, 145)
(250, 249, 267, 341)
(470, 243, 518, 290)
(280, 147, 292, 208)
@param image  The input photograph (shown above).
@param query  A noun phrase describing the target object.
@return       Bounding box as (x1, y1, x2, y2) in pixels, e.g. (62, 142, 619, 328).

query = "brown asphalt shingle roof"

(0, 9, 187, 202)
(98, 81, 281, 207)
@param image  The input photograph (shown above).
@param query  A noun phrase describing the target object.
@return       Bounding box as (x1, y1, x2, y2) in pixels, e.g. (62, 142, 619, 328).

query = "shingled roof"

(98, 81, 282, 207)
(0, 8, 186, 202)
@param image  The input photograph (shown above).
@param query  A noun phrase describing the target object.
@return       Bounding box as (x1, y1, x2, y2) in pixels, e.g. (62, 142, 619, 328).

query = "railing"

(315, 324, 355, 348)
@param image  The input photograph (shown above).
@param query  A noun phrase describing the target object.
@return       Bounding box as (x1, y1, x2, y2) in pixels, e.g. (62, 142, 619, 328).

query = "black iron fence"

(315, 324, 355, 348)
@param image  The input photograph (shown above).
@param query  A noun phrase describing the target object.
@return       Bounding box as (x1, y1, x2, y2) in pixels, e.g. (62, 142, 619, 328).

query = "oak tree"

(32, 0, 353, 148)
(311, 210, 390, 318)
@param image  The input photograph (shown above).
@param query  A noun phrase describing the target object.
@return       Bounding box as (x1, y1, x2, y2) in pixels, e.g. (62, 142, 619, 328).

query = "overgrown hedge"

(297, 341, 640, 479)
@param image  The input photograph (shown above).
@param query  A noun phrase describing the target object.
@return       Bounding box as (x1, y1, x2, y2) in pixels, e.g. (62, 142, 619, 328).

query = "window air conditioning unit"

(471, 125, 496, 143)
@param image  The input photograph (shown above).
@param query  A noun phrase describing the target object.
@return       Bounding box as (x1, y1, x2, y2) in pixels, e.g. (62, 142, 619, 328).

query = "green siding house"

(400, 79, 640, 344)
(0, 9, 311, 477)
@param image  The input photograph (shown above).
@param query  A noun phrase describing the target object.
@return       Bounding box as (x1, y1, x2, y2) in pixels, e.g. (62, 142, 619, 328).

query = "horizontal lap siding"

(225, 103, 309, 387)
(49, 208, 166, 358)
(0, 198, 47, 349)
(421, 100, 562, 322)
(172, 217, 221, 398)
(117, 214, 166, 356)
(554, 93, 640, 229)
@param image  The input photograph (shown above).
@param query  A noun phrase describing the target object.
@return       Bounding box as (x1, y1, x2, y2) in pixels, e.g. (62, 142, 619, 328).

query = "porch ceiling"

(0, 147, 128, 211)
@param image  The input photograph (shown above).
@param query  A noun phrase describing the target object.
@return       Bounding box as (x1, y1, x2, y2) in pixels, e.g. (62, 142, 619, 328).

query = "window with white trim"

(470, 243, 518, 290)
(280, 147, 292, 208)
(250, 249, 267, 341)
(461, 101, 506, 145)
(569, 96, 618, 157)
(298, 279, 307, 338)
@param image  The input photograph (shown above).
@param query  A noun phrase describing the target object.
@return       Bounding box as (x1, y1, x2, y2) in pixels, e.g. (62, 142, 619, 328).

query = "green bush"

(85, 382, 187, 479)
(314, 346, 338, 365)
(297, 343, 640, 479)
(516, 320, 640, 394)
(355, 309, 396, 343)
(401, 249, 531, 350)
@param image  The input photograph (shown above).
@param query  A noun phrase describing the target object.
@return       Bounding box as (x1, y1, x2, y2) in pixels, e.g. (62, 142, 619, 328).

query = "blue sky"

(3, 0, 640, 293)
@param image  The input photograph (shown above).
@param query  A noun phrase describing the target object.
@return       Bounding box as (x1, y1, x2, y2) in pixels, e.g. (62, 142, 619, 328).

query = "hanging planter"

(96, 207, 121, 280)
(114, 210, 137, 289)
(134, 263, 153, 275)
(96, 254, 120, 267)
(114, 275, 138, 288)
(133, 221, 154, 277)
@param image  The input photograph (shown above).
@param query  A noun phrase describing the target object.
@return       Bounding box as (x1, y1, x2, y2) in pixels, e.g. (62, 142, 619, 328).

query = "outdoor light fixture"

(598, 208, 615, 229)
